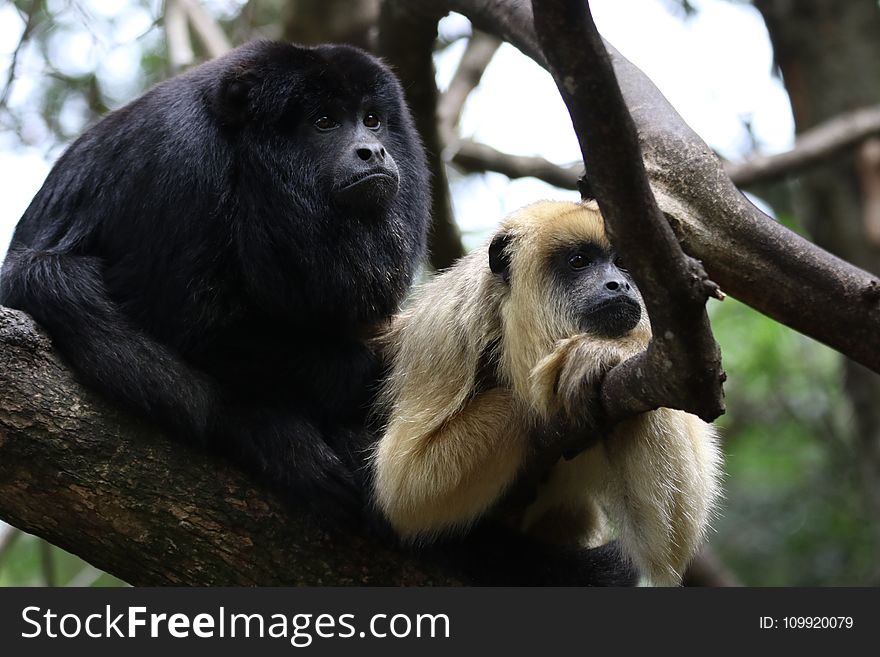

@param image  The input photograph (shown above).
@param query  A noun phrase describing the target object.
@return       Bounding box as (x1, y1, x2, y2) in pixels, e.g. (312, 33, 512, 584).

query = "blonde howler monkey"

(371, 200, 722, 585)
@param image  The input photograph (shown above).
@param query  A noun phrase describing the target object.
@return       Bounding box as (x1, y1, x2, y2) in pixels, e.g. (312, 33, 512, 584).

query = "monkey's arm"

(530, 333, 639, 423)
(1, 248, 362, 512)
(373, 387, 528, 540)
(0, 247, 219, 439)
(530, 334, 722, 585)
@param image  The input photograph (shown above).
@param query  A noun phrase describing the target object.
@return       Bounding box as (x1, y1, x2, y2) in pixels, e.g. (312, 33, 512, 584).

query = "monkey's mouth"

(583, 297, 641, 337)
(335, 170, 400, 207)
(338, 170, 397, 190)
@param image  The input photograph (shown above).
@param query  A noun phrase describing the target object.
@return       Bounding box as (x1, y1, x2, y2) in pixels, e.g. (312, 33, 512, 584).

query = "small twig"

(0, 0, 41, 110)
(447, 106, 880, 197)
(856, 136, 880, 247)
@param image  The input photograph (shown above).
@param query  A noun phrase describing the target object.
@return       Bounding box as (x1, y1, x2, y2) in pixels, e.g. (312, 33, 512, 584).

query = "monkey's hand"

(529, 335, 637, 458)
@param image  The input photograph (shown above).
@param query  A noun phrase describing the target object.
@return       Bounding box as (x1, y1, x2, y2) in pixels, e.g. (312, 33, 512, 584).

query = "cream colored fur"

(372, 200, 722, 585)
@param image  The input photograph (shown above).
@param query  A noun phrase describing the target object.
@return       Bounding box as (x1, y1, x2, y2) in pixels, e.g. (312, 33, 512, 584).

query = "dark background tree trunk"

(755, 0, 880, 572)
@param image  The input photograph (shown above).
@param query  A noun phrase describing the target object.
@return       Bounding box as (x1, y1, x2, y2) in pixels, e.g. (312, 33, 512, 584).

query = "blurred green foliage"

(0, 532, 125, 587)
(708, 271, 878, 585)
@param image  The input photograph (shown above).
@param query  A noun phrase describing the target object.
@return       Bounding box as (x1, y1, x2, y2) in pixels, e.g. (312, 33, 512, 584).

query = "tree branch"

(437, 30, 501, 139)
(449, 138, 582, 188)
(428, 0, 880, 374)
(0, 0, 40, 110)
(165, 0, 196, 72)
(0, 307, 460, 585)
(856, 137, 880, 247)
(176, 0, 232, 59)
(725, 104, 880, 187)
(531, 0, 724, 422)
(447, 104, 880, 193)
(378, 2, 465, 270)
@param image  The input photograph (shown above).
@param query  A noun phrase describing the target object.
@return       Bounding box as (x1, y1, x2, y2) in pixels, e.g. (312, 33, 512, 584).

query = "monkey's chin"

(582, 299, 641, 337)
(335, 172, 400, 210)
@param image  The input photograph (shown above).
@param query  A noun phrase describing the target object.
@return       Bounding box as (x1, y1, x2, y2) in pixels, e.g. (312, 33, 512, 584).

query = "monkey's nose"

(605, 280, 630, 291)
(356, 144, 386, 162)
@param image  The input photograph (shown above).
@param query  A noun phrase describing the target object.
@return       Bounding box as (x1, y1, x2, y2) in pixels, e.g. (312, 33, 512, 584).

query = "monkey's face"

(488, 201, 646, 344)
(551, 242, 643, 338)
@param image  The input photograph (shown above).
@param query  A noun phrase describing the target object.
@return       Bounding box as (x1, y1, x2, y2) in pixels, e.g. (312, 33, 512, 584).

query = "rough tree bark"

(0, 308, 460, 585)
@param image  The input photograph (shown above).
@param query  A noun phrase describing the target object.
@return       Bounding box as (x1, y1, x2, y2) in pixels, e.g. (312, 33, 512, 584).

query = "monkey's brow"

(558, 241, 608, 257)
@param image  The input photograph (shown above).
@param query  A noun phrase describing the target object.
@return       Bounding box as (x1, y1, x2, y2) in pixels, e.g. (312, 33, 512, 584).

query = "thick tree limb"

(378, 2, 465, 271)
(532, 0, 725, 422)
(0, 307, 459, 586)
(427, 0, 880, 373)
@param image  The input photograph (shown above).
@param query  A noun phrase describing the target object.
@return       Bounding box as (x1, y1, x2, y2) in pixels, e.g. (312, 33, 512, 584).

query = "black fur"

(1, 41, 638, 583)
(0, 41, 430, 514)
(445, 527, 637, 586)
(365, 512, 637, 586)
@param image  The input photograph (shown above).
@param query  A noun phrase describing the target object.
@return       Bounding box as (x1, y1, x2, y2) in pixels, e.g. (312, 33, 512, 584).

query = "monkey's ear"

(212, 71, 259, 127)
(488, 231, 513, 284)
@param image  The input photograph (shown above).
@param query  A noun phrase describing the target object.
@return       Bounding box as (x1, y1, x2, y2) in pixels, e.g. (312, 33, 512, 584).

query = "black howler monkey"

(373, 200, 722, 585)
(0, 40, 430, 513)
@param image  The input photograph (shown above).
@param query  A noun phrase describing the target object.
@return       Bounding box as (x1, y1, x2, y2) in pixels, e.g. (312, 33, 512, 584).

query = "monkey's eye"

(314, 116, 339, 131)
(568, 253, 591, 270)
(613, 255, 628, 272)
(363, 113, 381, 129)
